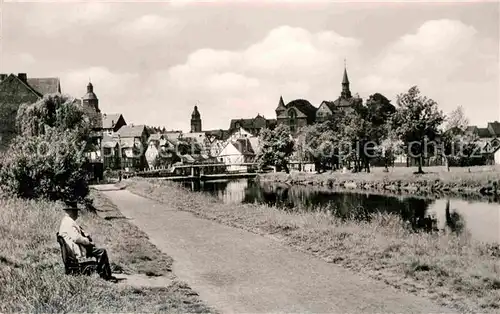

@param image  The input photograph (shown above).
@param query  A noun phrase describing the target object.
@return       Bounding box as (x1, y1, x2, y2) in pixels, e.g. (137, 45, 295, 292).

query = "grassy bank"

(122, 178, 500, 313)
(262, 166, 500, 196)
(0, 190, 214, 313)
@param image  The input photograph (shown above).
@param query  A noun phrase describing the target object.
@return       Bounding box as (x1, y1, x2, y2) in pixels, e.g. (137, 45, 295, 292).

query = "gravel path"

(103, 189, 452, 313)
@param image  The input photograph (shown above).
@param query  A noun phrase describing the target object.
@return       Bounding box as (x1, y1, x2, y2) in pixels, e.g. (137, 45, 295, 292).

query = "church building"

(276, 65, 362, 133)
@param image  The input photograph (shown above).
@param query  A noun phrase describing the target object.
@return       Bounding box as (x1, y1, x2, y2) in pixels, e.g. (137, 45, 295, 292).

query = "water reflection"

(183, 179, 500, 244)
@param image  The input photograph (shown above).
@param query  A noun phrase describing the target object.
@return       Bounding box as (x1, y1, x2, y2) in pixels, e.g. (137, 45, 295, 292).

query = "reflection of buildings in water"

(219, 180, 248, 204)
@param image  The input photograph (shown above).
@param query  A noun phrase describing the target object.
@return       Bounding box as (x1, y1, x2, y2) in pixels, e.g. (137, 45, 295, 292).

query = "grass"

(263, 165, 500, 193)
(0, 190, 215, 313)
(122, 177, 500, 313)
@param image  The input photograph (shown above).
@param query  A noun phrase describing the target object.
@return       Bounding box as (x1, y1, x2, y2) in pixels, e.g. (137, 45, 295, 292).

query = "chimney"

(0, 74, 7, 81)
(17, 73, 27, 82)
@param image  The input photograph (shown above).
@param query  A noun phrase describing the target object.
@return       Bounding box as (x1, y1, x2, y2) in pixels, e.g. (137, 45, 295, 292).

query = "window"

(288, 108, 297, 133)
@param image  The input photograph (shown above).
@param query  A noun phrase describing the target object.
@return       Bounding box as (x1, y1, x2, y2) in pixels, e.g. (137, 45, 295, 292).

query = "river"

(181, 178, 500, 244)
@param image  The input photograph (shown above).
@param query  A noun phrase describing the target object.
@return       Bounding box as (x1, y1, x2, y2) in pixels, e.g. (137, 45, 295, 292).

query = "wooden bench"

(56, 232, 98, 276)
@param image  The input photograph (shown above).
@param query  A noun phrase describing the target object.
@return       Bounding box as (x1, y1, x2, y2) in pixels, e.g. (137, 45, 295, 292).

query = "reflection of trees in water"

(445, 199, 465, 235)
(244, 181, 441, 233)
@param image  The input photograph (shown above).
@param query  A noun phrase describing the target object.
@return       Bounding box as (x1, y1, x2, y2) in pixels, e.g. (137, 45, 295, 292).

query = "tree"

(341, 106, 376, 173)
(365, 93, 396, 143)
(445, 105, 469, 132)
(391, 86, 445, 174)
(379, 133, 404, 171)
(442, 105, 473, 171)
(16, 94, 92, 147)
(302, 122, 339, 173)
(0, 128, 89, 201)
(0, 94, 94, 202)
(257, 124, 294, 173)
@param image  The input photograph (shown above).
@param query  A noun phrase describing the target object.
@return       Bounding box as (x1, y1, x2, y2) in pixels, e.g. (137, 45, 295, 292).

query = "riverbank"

(261, 166, 500, 197)
(122, 177, 500, 313)
(0, 191, 214, 313)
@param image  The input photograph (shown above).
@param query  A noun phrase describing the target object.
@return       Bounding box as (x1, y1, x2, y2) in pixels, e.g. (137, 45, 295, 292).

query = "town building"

(276, 65, 362, 133)
(76, 82, 103, 158)
(115, 124, 149, 171)
(217, 138, 258, 172)
(145, 133, 178, 169)
(466, 121, 500, 164)
(276, 98, 318, 133)
(191, 105, 202, 133)
(102, 133, 120, 170)
(0, 73, 61, 149)
(102, 113, 127, 134)
(228, 114, 276, 137)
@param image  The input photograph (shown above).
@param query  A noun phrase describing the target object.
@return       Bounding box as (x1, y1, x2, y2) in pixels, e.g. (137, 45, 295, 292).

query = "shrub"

(0, 128, 89, 202)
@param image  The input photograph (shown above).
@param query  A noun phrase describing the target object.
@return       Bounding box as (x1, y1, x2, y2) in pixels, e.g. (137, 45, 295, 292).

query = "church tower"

(82, 82, 100, 112)
(340, 63, 352, 99)
(190, 105, 202, 133)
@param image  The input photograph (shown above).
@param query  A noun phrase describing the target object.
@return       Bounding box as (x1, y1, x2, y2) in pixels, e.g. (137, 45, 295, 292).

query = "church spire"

(278, 95, 285, 107)
(341, 59, 351, 99)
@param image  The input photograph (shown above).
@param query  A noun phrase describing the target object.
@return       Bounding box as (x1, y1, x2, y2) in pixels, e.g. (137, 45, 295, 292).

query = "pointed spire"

(87, 81, 93, 93)
(276, 95, 286, 116)
(340, 59, 352, 99)
(342, 59, 349, 84)
(279, 95, 285, 107)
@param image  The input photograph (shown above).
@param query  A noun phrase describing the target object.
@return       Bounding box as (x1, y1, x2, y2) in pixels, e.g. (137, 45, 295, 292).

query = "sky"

(1, 0, 499, 132)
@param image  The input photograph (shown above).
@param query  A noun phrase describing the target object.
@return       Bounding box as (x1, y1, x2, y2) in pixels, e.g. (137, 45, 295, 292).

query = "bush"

(0, 128, 89, 202)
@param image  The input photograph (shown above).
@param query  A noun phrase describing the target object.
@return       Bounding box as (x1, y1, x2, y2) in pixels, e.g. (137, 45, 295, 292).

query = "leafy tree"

(441, 105, 475, 170)
(445, 105, 469, 132)
(301, 121, 339, 173)
(16, 94, 93, 148)
(379, 134, 404, 171)
(365, 93, 396, 143)
(0, 94, 94, 202)
(391, 86, 445, 174)
(0, 128, 89, 201)
(342, 107, 375, 172)
(257, 124, 294, 173)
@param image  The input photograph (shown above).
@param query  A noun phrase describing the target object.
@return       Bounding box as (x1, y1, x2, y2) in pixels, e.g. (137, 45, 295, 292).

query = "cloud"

(22, 2, 117, 35)
(155, 19, 496, 130)
(356, 18, 498, 124)
(1, 53, 36, 73)
(163, 25, 362, 128)
(359, 19, 495, 97)
(61, 67, 140, 118)
(112, 14, 182, 41)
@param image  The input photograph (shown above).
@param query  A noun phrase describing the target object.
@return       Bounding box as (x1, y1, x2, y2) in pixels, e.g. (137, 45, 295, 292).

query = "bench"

(56, 232, 98, 276)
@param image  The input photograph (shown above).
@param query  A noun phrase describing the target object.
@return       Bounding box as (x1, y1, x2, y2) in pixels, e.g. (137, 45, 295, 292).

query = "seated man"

(58, 200, 117, 282)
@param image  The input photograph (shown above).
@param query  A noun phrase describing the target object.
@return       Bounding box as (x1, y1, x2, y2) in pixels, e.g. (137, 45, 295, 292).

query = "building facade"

(0, 73, 61, 149)
(191, 105, 202, 133)
(275, 66, 362, 134)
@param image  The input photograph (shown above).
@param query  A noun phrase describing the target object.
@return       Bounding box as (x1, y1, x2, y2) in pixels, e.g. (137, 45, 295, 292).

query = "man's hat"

(64, 200, 78, 210)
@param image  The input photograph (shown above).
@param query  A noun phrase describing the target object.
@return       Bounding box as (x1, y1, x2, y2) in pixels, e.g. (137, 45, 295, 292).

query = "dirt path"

(103, 189, 452, 313)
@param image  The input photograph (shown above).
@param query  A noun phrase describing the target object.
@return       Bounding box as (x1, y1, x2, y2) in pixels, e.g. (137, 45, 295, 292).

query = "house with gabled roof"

(102, 113, 127, 134)
(228, 114, 276, 137)
(145, 133, 180, 168)
(276, 98, 318, 133)
(115, 124, 149, 170)
(102, 133, 120, 170)
(218, 138, 257, 172)
(0, 73, 61, 149)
